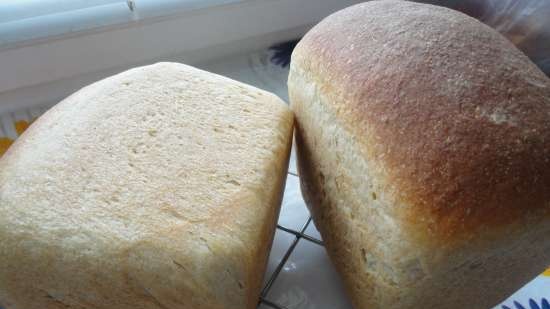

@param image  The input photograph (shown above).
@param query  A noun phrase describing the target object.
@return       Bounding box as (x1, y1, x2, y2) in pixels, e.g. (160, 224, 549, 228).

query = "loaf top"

(291, 0, 550, 245)
(0, 62, 293, 309)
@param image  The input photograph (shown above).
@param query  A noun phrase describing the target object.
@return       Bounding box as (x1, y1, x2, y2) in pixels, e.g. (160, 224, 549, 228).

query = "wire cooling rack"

(257, 172, 325, 309)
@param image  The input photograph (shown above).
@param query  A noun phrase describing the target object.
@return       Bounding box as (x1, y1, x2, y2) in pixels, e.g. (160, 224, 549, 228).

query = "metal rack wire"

(257, 170, 325, 309)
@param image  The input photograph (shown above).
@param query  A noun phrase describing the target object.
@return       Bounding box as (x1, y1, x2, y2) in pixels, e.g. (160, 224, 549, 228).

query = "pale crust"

(290, 1, 550, 308)
(0, 62, 294, 309)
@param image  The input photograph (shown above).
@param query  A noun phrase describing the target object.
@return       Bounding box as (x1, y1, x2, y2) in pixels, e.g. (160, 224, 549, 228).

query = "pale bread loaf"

(0, 62, 293, 309)
(289, 1, 550, 308)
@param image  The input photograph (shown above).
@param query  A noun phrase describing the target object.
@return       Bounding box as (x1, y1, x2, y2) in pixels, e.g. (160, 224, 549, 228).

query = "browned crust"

(292, 0, 550, 244)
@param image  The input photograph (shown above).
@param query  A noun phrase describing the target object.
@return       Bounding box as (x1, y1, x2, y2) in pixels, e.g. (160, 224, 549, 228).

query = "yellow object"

(0, 137, 14, 157)
(15, 120, 30, 135)
(0, 119, 34, 158)
(543, 267, 550, 277)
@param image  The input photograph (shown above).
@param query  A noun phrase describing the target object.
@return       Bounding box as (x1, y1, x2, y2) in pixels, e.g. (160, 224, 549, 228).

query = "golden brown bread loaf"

(0, 62, 294, 309)
(288, 1, 550, 308)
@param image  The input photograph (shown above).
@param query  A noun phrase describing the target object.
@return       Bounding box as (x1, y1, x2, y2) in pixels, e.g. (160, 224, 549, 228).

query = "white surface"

(264, 229, 296, 287)
(277, 175, 310, 232)
(266, 238, 353, 309)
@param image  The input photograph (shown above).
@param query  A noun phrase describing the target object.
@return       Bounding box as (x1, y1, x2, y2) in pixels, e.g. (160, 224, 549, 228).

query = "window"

(0, 0, 244, 48)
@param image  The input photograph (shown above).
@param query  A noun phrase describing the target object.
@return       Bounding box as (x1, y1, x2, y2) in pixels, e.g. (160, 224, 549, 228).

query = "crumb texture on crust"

(290, 1, 550, 308)
(292, 0, 550, 243)
(0, 62, 294, 309)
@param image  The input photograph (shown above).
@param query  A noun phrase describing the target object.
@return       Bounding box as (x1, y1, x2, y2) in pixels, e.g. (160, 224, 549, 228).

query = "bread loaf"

(289, 1, 550, 308)
(0, 62, 294, 309)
